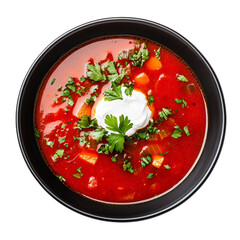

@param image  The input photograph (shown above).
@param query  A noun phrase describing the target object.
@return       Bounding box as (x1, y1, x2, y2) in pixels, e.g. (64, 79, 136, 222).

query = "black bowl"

(16, 17, 226, 221)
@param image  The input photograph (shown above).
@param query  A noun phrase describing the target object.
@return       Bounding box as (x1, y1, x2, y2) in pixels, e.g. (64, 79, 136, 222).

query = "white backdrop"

(1, 0, 239, 239)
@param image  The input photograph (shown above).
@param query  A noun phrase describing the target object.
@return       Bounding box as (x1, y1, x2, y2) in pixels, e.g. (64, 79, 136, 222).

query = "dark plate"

(16, 17, 226, 221)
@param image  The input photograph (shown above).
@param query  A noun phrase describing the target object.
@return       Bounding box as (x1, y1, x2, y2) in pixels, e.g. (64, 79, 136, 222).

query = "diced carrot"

(148, 104, 155, 118)
(79, 151, 98, 165)
(134, 72, 150, 85)
(143, 144, 162, 155)
(76, 103, 92, 118)
(121, 192, 135, 201)
(146, 57, 162, 71)
(148, 134, 158, 141)
(88, 176, 98, 189)
(152, 155, 164, 168)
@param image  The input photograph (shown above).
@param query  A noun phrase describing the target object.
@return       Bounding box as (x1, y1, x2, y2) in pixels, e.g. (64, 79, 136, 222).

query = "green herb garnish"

(147, 173, 154, 179)
(123, 159, 134, 173)
(175, 98, 187, 108)
(58, 136, 66, 144)
(159, 108, 173, 121)
(51, 78, 56, 85)
(104, 83, 123, 101)
(56, 175, 66, 182)
(87, 63, 106, 82)
(171, 126, 183, 139)
(183, 126, 191, 136)
(177, 74, 189, 82)
(46, 139, 54, 148)
(124, 82, 134, 96)
(90, 128, 108, 142)
(148, 93, 155, 106)
(34, 127, 40, 138)
(164, 165, 171, 169)
(73, 167, 83, 178)
(155, 47, 161, 60)
(141, 154, 152, 167)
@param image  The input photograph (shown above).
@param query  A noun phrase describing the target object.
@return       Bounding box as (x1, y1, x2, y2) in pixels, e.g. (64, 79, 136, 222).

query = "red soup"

(35, 37, 207, 203)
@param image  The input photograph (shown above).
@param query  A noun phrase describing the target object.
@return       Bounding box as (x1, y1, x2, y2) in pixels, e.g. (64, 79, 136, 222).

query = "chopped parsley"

(159, 108, 173, 121)
(104, 83, 123, 101)
(164, 165, 171, 169)
(61, 124, 66, 129)
(129, 43, 149, 67)
(183, 126, 191, 136)
(90, 128, 108, 142)
(155, 47, 161, 60)
(177, 74, 189, 82)
(74, 115, 97, 130)
(111, 157, 117, 162)
(134, 120, 158, 140)
(46, 139, 54, 148)
(73, 167, 83, 178)
(124, 82, 134, 96)
(90, 85, 98, 93)
(50, 78, 56, 85)
(147, 173, 154, 179)
(80, 76, 86, 82)
(148, 93, 155, 106)
(141, 154, 152, 167)
(123, 159, 134, 173)
(175, 98, 187, 108)
(87, 63, 106, 82)
(85, 95, 97, 105)
(97, 144, 110, 154)
(64, 108, 69, 112)
(34, 127, 40, 138)
(58, 136, 66, 144)
(53, 149, 64, 161)
(171, 126, 183, 139)
(107, 62, 125, 83)
(56, 175, 66, 182)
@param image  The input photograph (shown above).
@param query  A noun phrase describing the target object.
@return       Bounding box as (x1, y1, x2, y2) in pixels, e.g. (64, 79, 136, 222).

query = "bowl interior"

(16, 18, 226, 221)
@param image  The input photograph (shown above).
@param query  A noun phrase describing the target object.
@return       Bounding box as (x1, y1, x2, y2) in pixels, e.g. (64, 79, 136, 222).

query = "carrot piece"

(134, 72, 150, 85)
(76, 103, 92, 118)
(152, 155, 164, 168)
(146, 57, 162, 71)
(79, 151, 98, 165)
(148, 104, 155, 118)
(159, 129, 171, 140)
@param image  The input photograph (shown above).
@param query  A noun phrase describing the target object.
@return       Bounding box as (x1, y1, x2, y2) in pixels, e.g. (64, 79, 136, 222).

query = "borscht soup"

(34, 37, 207, 203)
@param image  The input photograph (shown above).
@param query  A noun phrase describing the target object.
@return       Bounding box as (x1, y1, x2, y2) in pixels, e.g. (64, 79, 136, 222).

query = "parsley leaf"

(105, 114, 133, 135)
(104, 83, 123, 101)
(177, 74, 189, 82)
(56, 175, 66, 182)
(107, 68, 125, 84)
(107, 61, 118, 74)
(97, 144, 110, 154)
(87, 63, 106, 82)
(104, 114, 133, 153)
(90, 128, 108, 142)
(85, 95, 96, 105)
(107, 133, 125, 153)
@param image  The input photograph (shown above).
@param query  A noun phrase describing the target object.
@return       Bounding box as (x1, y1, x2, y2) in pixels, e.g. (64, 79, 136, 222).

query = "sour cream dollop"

(93, 87, 152, 136)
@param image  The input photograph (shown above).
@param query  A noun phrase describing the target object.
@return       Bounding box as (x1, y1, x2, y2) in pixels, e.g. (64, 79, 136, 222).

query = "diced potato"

(79, 151, 98, 165)
(146, 57, 162, 71)
(152, 155, 164, 168)
(88, 176, 98, 189)
(134, 72, 150, 85)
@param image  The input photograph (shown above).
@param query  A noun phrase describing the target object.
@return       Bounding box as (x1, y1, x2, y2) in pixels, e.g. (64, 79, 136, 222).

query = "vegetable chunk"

(146, 57, 162, 70)
(134, 72, 150, 85)
(79, 151, 98, 165)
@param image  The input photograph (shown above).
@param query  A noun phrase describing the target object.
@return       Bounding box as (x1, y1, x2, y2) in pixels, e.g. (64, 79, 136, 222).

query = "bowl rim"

(16, 17, 226, 221)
